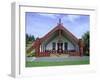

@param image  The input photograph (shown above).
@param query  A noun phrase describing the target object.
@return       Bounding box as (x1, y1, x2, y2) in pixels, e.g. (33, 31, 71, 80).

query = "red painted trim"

(40, 24, 79, 44)
(32, 24, 84, 57)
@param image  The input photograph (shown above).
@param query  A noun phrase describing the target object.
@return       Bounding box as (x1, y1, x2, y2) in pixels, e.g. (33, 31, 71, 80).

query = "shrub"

(26, 52, 36, 57)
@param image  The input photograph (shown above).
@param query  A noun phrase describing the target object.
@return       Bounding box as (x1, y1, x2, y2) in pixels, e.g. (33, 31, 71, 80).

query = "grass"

(26, 60, 89, 67)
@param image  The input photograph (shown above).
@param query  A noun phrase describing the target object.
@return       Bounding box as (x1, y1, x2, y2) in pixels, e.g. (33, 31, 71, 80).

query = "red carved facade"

(32, 22, 84, 57)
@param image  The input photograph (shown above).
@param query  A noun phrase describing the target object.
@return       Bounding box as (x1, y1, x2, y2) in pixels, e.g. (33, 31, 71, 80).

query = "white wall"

(45, 36, 75, 50)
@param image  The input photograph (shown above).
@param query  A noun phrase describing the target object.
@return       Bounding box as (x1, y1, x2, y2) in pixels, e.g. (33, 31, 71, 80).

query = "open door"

(57, 43, 63, 54)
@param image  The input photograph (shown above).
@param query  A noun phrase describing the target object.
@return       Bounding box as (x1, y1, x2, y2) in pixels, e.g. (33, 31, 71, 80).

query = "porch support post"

(56, 42, 57, 53)
(40, 45, 42, 52)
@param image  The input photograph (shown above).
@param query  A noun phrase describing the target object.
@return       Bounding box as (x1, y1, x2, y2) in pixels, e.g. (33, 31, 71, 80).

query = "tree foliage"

(26, 33, 35, 44)
(82, 31, 89, 56)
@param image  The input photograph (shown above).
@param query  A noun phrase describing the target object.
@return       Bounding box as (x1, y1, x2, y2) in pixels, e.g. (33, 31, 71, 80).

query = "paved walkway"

(26, 56, 89, 62)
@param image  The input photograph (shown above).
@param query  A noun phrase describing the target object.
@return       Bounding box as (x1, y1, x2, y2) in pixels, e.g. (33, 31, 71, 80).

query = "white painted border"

(11, 2, 97, 78)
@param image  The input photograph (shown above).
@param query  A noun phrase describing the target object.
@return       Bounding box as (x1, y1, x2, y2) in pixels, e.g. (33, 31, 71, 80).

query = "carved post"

(58, 29, 62, 54)
(35, 38, 41, 57)
(79, 39, 84, 56)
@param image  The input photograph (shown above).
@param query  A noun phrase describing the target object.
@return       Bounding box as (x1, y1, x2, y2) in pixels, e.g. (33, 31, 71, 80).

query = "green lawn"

(26, 60, 89, 67)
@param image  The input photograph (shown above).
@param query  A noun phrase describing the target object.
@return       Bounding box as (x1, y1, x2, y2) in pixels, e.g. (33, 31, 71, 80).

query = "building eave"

(40, 24, 79, 44)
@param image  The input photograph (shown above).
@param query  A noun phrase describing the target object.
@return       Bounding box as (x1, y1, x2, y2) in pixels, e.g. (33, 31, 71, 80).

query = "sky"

(26, 12, 89, 39)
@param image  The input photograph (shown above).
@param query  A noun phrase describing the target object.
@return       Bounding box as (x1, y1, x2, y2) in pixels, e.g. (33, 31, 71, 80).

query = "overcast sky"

(26, 12, 89, 39)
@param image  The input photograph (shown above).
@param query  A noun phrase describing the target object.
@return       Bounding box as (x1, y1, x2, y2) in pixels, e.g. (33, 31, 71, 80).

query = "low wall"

(36, 52, 50, 57)
(36, 51, 80, 57)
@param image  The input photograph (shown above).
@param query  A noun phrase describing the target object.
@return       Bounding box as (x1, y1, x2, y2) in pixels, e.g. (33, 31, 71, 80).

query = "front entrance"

(57, 43, 63, 54)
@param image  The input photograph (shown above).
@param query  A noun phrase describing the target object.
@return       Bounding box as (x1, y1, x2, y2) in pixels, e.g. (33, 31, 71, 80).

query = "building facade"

(30, 19, 84, 57)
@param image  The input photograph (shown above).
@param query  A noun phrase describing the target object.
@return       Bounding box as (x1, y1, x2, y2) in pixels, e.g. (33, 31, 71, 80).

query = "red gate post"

(34, 38, 41, 57)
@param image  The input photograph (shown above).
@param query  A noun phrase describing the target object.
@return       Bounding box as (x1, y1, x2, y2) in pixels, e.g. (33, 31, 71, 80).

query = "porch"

(35, 50, 80, 57)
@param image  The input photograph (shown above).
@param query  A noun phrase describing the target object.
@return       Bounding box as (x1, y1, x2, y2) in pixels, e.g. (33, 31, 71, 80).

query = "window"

(52, 42, 56, 50)
(64, 42, 68, 50)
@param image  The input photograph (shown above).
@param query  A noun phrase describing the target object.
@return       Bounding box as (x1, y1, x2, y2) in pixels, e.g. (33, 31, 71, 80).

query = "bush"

(84, 51, 89, 56)
(26, 52, 36, 57)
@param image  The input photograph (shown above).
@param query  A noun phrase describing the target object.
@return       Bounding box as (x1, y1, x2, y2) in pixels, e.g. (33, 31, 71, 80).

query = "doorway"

(57, 43, 63, 53)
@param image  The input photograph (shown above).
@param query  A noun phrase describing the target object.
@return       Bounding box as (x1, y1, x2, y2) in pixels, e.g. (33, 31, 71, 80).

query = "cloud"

(37, 13, 66, 20)
(37, 13, 56, 19)
(63, 15, 81, 23)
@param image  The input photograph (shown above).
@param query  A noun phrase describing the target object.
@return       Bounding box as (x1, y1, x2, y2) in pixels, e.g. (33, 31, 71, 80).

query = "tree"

(26, 33, 35, 44)
(82, 31, 89, 56)
(31, 35, 35, 41)
(26, 33, 29, 44)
